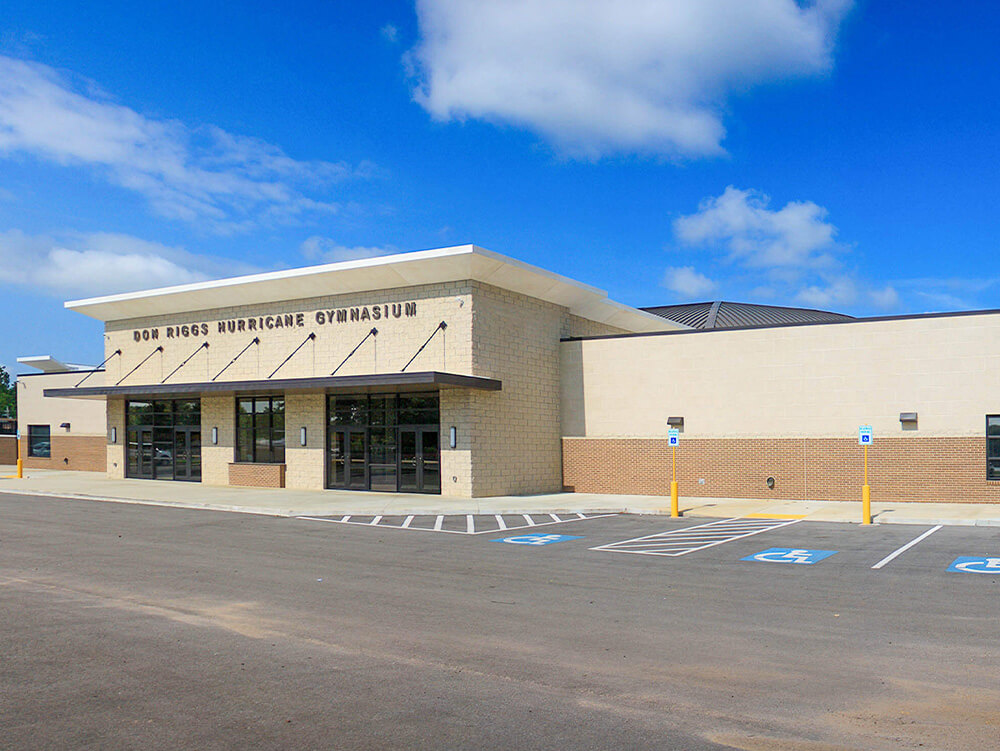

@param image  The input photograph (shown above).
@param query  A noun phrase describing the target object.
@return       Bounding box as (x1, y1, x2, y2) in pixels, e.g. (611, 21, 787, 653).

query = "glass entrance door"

(399, 428, 440, 493)
(330, 429, 368, 490)
(172, 429, 202, 482)
(126, 400, 201, 481)
(326, 393, 440, 494)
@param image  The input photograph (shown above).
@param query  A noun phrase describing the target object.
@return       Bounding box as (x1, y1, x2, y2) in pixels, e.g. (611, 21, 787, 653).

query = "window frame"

(235, 395, 285, 464)
(987, 415, 1000, 481)
(27, 424, 51, 458)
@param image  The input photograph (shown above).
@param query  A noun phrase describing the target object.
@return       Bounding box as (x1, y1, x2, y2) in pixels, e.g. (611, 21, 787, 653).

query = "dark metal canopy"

(44, 370, 501, 400)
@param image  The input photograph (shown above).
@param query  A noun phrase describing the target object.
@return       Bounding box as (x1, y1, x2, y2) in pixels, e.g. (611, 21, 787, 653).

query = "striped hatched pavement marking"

(296, 512, 617, 535)
(590, 517, 802, 557)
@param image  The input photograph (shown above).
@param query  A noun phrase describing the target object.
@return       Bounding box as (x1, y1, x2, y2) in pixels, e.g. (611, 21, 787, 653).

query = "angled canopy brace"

(76, 349, 121, 387)
(331, 328, 377, 376)
(116, 346, 163, 386)
(162, 341, 208, 383)
(212, 337, 259, 381)
(269, 333, 316, 379)
(401, 321, 447, 372)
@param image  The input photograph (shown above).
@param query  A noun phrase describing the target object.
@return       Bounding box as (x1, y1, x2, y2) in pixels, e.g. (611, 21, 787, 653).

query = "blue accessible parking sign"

(494, 534, 582, 546)
(742, 548, 837, 565)
(947, 556, 1000, 574)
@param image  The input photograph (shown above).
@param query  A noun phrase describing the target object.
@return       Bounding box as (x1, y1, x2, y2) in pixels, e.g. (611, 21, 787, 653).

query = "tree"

(0, 365, 15, 419)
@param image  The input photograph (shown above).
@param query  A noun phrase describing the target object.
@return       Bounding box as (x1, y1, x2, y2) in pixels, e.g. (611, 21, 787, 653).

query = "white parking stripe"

(550, 514, 562, 522)
(871, 525, 942, 569)
(296, 512, 616, 535)
(592, 517, 800, 557)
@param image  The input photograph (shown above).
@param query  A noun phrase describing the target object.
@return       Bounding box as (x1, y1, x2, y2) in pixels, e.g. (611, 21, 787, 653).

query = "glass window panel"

(127, 401, 153, 426)
(989, 438, 1000, 459)
(271, 410, 284, 431)
(988, 416, 1000, 437)
(272, 398, 284, 415)
(28, 425, 51, 457)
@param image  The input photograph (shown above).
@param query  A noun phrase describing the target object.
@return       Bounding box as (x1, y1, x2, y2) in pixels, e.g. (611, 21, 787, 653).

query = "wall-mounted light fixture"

(667, 416, 684, 430)
(60, 422, 71, 431)
(211, 427, 219, 445)
(300, 427, 308, 446)
(899, 412, 918, 430)
(449, 426, 457, 449)
(110, 427, 117, 444)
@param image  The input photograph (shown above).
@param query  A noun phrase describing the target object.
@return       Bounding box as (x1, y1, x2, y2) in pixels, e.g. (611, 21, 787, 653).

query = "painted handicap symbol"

(947, 556, 1000, 574)
(494, 534, 583, 546)
(742, 547, 837, 565)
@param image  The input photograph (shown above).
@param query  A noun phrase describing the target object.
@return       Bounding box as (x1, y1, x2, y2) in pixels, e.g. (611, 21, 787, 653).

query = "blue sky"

(2, 1, 999, 375)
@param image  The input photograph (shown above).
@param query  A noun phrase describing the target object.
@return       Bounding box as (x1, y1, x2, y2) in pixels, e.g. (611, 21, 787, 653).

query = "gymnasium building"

(15, 244, 1000, 503)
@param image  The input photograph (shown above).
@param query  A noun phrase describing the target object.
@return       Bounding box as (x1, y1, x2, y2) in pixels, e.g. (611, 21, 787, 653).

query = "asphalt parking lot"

(3, 491, 999, 750)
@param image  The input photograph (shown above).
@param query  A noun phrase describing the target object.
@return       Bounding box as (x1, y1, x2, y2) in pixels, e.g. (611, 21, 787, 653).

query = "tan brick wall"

(1, 435, 18, 464)
(228, 463, 285, 488)
(563, 436, 1000, 503)
(463, 284, 627, 497)
(103, 282, 474, 386)
(201, 395, 234, 485)
(285, 393, 325, 490)
(106, 400, 125, 478)
(20, 435, 107, 472)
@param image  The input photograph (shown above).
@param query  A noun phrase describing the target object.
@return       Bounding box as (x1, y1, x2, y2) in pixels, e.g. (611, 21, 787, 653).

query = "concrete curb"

(2, 486, 997, 527)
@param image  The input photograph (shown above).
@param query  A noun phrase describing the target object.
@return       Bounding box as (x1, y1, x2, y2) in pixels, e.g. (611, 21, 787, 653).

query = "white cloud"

(0, 55, 371, 231)
(674, 186, 838, 268)
(663, 266, 716, 298)
(410, 0, 851, 158)
(0, 229, 258, 296)
(672, 186, 900, 312)
(381, 24, 400, 43)
(300, 236, 401, 263)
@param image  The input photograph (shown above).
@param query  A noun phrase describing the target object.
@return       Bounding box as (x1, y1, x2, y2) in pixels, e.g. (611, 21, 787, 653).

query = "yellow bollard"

(861, 443, 870, 524)
(16, 432, 23, 478)
(670, 479, 679, 518)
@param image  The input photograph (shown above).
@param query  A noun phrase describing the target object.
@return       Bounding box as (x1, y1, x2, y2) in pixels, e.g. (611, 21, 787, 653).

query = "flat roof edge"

(560, 306, 1000, 343)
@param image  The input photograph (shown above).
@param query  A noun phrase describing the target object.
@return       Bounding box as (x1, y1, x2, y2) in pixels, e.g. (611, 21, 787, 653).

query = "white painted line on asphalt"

(295, 513, 618, 535)
(592, 517, 801, 557)
(522, 514, 536, 526)
(871, 525, 942, 570)
(550, 514, 562, 522)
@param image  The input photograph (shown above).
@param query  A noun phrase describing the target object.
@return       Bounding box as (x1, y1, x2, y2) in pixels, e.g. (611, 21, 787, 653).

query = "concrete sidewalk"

(2, 467, 999, 526)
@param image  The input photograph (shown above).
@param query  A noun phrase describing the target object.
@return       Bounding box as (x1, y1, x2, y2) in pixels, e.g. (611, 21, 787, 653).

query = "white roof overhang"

(65, 245, 681, 333)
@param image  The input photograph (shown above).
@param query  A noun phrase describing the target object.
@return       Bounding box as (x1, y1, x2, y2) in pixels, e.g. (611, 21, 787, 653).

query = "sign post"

(858, 425, 873, 524)
(667, 427, 680, 517)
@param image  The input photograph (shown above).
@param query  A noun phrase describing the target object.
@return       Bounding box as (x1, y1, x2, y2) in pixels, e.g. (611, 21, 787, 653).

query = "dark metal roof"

(641, 301, 854, 330)
(44, 371, 502, 400)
